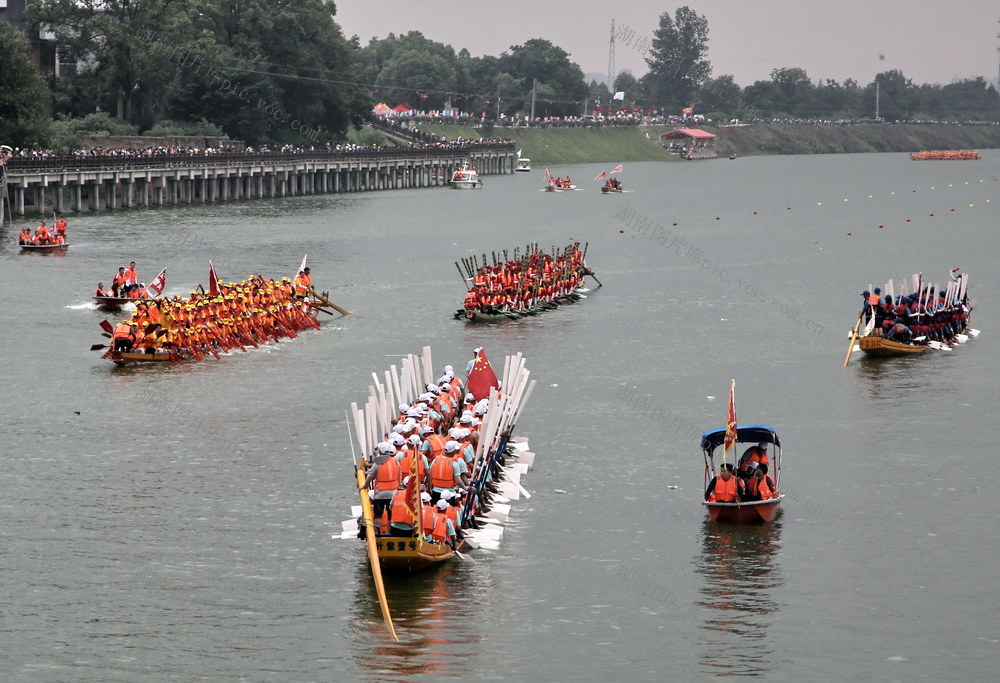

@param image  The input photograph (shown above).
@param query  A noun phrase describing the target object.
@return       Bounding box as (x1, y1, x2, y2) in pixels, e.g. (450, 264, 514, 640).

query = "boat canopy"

(700, 425, 781, 453)
(660, 128, 716, 141)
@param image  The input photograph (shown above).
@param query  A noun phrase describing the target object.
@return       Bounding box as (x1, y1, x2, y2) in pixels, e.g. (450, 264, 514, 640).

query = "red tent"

(392, 103, 412, 113)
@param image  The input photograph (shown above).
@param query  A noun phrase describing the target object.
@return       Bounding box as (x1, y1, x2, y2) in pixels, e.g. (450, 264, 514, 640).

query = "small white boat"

(515, 157, 531, 172)
(450, 162, 483, 189)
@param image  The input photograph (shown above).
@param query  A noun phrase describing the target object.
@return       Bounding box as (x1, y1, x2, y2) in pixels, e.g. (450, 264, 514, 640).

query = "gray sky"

(336, 0, 999, 88)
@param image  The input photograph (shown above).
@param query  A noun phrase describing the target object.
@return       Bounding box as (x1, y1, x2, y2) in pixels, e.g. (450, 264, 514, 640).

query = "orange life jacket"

(390, 489, 415, 525)
(709, 475, 738, 502)
(430, 456, 458, 489)
(399, 451, 426, 480)
(421, 505, 437, 534)
(747, 476, 774, 500)
(431, 514, 451, 543)
(374, 458, 401, 491)
(113, 322, 133, 340)
(425, 433, 446, 461)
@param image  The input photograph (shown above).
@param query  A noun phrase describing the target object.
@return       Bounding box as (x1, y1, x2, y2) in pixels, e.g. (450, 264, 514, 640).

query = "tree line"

(1, 3, 997, 150)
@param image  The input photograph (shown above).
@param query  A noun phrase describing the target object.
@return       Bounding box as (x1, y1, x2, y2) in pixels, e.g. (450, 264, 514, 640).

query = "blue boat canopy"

(700, 425, 781, 453)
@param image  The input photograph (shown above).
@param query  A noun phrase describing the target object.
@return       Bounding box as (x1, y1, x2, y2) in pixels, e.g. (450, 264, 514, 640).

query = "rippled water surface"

(2, 151, 998, 681)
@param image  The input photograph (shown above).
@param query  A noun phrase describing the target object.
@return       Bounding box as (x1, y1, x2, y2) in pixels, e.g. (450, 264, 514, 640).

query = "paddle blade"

(99, 319, 114, 334)
(90, 344, 108, 351)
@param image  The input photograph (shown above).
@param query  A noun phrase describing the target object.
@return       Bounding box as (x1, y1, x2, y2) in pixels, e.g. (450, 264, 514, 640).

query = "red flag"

(544, 168, 550, 178)
(594, 170, 606, 181)
(147, 268, 167, 296)
(723, 380, 737, 461)
(467, 349, 499, 401)
(612, 164, 623, 174)
(209, 261, 220, 296)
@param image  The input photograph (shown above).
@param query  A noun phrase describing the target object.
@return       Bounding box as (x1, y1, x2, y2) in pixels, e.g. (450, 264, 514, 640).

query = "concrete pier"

(3, 144, 516, 216)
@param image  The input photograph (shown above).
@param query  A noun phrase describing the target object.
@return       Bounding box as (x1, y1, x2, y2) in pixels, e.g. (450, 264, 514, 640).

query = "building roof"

(660, 128, 716, 141)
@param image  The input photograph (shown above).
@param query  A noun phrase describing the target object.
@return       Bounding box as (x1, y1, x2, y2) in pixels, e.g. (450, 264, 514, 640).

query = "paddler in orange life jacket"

(34, 221, 51, 244)
(112, 320, 137, 352)
(744, 465, 777, 501)
(388, 476, 417, 537)
(738, 442, 769, 477)
(431, 499, 458, 546)
(363, 441, 402, 524)
(293, 267, 311, 299)
(705, 463, 744, 502)
(111, 267, 126, 297)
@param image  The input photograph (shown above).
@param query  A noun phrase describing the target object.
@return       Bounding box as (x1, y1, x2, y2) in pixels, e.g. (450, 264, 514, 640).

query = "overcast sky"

(336, 0, 999, 88)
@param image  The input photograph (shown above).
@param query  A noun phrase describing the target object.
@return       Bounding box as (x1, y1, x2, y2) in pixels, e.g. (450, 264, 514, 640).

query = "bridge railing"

(5, 142, 515, 174)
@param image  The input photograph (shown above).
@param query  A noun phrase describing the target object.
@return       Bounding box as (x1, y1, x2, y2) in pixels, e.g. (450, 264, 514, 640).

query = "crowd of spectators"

(3, 136, 516, 170)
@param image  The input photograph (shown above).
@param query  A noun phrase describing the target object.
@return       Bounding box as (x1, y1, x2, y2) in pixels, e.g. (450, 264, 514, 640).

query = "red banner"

(148, 268, 166, 296)
(723, 380, 737, 460)
(209, 261, 220, 296)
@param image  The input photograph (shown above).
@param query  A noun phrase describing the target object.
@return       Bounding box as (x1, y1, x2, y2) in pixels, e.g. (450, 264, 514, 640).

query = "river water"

(2, 152, 998, 681)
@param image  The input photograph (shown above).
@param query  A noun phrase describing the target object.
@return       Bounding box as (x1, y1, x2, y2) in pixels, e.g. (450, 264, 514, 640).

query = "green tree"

(697, 75, 740, 116)
(0, 23, 52, 146)
(29, 0, 181, 125)
(497, 38, 587, 116)
(642, 6, 711, 113)
(867, 69, 916, 120)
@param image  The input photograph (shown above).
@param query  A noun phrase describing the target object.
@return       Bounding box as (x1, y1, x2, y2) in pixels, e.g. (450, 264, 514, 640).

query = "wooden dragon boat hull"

(109, 351, 180, 366)
(374, 537, 456, 573)
(20, 242, 69, 253)
(94, 296, 157, 310)
(704, 496, 783, 523)
(600, 186, 623, 193)
(858, 336, 928, 357)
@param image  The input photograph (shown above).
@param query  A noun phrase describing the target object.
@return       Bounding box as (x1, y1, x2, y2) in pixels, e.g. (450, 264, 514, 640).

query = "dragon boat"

(92, 263, 347, 366)
(453, 242, 601, 322)
(336, 346, 537, 640)
(844, 270, 977, 365)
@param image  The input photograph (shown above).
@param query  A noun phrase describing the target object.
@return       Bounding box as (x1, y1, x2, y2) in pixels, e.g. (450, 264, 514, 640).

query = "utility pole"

(996, 18, 1000, 113)
(875, 81, 880, 120)
(608, 19, 616, 93)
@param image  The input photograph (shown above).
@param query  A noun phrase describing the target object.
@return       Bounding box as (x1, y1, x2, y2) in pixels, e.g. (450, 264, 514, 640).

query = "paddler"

(293, 267, 311, 300)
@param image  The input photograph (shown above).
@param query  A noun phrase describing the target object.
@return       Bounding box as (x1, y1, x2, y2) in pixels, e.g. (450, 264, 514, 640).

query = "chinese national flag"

(594, 170, 606, 181)
(467, 349, 500, 401)
(208, 261, 220, 296)
(723, 379, 737, 461)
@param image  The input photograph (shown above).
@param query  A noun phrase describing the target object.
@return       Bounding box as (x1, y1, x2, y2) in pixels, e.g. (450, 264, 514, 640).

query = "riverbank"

(413, 122, 1000, 164)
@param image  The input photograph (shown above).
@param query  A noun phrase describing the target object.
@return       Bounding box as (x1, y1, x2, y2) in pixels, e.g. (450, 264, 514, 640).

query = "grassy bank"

(413, 122, 1000, 164)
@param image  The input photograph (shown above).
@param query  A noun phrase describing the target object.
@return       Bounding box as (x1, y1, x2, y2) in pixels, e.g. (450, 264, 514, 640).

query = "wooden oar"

(355, 461, 398, 641)
(308, 288, 351, 316)
(843, 308, 865, 367)
(91, 343, 108, 351)
(99, 319, 115, 335)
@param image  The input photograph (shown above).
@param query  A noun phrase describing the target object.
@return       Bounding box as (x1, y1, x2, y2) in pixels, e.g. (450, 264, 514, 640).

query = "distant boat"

(450, 162, 483, 189)
(910, 150, 980, 161)
(515, 157, 531, 172)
